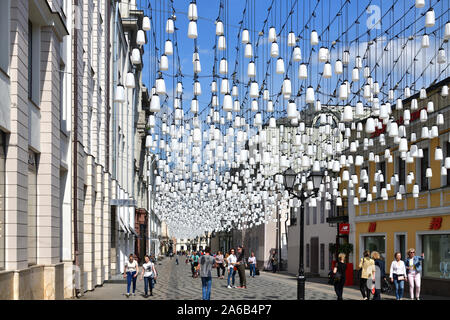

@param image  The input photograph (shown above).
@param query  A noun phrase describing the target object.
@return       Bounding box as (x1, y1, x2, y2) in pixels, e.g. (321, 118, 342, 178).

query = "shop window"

(320, 243, 325, 270)
(306, 243, 310, 268)
(28, 150, 38, 266)
(363, 235, 386, 260)
(422, 234, 450, 279)
(0, 133, 5, 270)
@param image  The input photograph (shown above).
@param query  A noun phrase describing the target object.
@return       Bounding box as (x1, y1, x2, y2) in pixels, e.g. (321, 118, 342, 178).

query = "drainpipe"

(73, 0, 79, 298)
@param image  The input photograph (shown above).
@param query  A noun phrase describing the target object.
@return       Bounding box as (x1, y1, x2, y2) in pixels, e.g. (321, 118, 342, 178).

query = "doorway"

(310, 237, 319, 274)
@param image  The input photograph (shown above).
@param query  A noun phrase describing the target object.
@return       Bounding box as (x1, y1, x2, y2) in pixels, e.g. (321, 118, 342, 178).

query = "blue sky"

(137, 0, 449, 132)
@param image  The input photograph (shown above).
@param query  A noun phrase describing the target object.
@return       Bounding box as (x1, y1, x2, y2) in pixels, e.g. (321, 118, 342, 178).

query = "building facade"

(0, 0, 155, 300)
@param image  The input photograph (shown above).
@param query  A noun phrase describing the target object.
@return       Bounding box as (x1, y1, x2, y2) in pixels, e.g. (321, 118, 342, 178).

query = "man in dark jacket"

(235, 245, 247, 288)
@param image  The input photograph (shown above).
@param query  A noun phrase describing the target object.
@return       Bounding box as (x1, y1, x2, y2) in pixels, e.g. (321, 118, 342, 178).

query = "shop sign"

(429, 217, 442, 230)
(368, 222, 377, 233)
(339, 223, 350, 235)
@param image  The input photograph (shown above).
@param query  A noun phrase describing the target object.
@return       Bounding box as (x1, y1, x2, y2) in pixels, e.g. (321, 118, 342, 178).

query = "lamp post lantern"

(283, 168, 324, 300)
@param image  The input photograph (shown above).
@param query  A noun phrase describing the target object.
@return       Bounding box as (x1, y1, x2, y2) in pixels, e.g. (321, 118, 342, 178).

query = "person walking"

(191, 251, 200, 277)
(390, 252, 407, 300)
(270, 250, 278, 273)
(332, 253, 347, 300)
(198, 246, 216, 300)
(226, 248, 237, 288)
(235, 245, 247, 289)
(405, 248, 424, 300)
(248, 252, 257, 278)
(358, 250, 375, 300)
(123, 254, 139, 297)
(140, 255, 157, 297)
(215, 251, 225, 279)
(371, 251, 385, 300)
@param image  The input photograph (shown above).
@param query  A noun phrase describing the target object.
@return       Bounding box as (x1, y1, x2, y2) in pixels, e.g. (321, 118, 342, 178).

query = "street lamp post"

(283, 168, 323, 300)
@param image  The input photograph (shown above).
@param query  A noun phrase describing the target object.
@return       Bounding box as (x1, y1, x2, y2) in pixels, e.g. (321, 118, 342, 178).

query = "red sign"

(339, 223, 350, 235)
(368, 222, 377, 233)
(429, 217, 442, 230)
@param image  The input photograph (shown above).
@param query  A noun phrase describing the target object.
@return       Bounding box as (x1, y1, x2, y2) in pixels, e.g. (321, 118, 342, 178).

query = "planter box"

(331, 261, 354, 286)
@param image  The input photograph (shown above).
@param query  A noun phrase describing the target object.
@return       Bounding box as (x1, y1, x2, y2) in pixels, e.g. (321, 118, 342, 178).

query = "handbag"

(397, 275, 405, 281)
(255, 268, 260, 276)
(327, 270, 335, 285)
(233, 266, 238, 271)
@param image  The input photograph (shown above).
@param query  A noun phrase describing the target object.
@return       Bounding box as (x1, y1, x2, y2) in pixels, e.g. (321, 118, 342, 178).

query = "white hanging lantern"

(268, 26, 277, 42)
(437, 48, 447, 64)
(219, 58, 228, 74)
(276, 57, 285, 74)
(310, 30, 319, 45)
(188, 21, 198, 39)
(251, 99, 258, 111)
(114, 85, 125, 102)
(136, 29, 146, 45)
(244, 43, 253, 58)
(267, 100, 274, 112)
(282, 78, 292, 97)
(190, 98, 199, 114)
(415, 0, 425, 8)
(142, 16, 151, 31)
(343, 50, 350, 65)
(242, 29, 250, 44)
(247, 61, 256, 78)
(216, 20, 224, 35)
(318, 47, 329, 62)
(323, 62, 332, 78)
(355, 101, 364, 117)
(125, 72, 135, 88)
(445, 22, 450, 40)
(339, 83, 348, 100)
(292, 46, 302, 61)
(270, 41, 279, 57)
(288, 31, 296, 46)
(233, 99, 240, 112)
(437, 113, 444, 126)
(335, 60, 343, 74)
(222, 94, 232, 112)
(420, 88, 427, 99)
(160, 54, 169, 71)
(442, 85, 449, 97)
(218, 35, 226, 51)
(150, 94, 161, 112)
(365, 117, 375, 133)
(287, 101, 297, 119)
(220, 78, 229, 94)
(305, 86, 315, 104)
(193, 59, 201, 73)
(298, 64, 307, 79)
(250, 81, 259, 98)
(188, 2, 198, 21)
(165, 40, 173, 55)
(131, 48, 141, 64)
(155, 78, 166, 95)
(425, 9, 435, 28)
(342, 105, 353, 122)
(435, 147, 443, 161)
(166, 18, 174, 33)
(421, 34, 430, 48)
(254, 113, 262, 126)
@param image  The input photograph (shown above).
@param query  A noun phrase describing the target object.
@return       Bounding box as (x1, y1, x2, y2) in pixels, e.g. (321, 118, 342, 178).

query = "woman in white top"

(140, 255, 157, 297)
(227, 248, 237, 288)
(123, 254, 139, 297)
(389, 252, 407, 300)
(248, 252, 257, 278)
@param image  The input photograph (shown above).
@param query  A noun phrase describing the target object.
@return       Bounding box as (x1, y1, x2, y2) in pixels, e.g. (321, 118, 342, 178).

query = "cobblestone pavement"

(78, 256, 402, 300)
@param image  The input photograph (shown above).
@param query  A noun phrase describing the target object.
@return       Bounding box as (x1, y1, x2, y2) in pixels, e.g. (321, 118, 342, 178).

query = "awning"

(118, 216, 129, 233)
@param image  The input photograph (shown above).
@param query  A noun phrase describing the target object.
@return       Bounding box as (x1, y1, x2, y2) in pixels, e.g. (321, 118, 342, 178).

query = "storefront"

(355, 214, 450, 296)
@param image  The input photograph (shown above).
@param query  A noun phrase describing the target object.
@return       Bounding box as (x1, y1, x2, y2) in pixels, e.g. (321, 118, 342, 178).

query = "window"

(422, 234, 450, 279)
(306, 244, 310, 268)
(0, 0, 10, 73)
(313, 206, 317, 224)
(320, 243, 325, 270)
(111, 207, 116, 248)
(328, 243, 334, 270)
(0, 132, 5, 270)
(363, 236, 386, 260)
(397, 156, 405, 192)
(60, 63, 67, 132)
(420, 148, 429, 191)
(28, 150, 38, 265)
(28, 20, 40, 104)
(290, 207, 297, 226)
(306, 206, 310, 225)
(377, 161, 386, 198)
